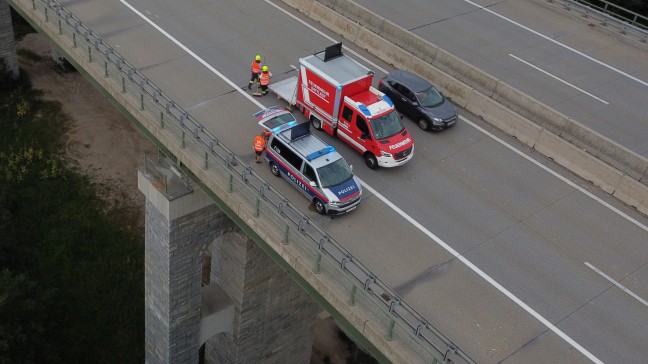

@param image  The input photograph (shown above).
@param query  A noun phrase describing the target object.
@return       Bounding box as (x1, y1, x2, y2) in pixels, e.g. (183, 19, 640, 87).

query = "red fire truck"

(269, 43, 414, 169)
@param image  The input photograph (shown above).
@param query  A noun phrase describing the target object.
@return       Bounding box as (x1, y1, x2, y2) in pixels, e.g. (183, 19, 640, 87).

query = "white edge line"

(460, 115, 648, 234)
(357, 176, 603, 364)
(464, 0, 648, 89)
(119, 0, 265, 110)
(119, 1, 636, 362)
(585, 262, 648, 307)
(509, 54, 609, 104)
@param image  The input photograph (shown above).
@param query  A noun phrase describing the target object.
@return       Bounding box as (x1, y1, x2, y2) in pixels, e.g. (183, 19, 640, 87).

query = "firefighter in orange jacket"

(249, 55, 262, 90)
(254, 131, 270, 163)
(259, 65, 272, 96)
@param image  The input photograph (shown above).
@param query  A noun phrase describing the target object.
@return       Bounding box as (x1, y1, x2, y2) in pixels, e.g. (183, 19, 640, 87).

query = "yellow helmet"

(255, 55, 261, 61)
(262, 65, 269, 72)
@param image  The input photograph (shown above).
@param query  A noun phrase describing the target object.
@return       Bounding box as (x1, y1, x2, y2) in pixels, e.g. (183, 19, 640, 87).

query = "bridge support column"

(138, 160, 318, 364)
(204, 229, 319, 364)
(139, 166, 231, 364)
(1, 0, 19, 80)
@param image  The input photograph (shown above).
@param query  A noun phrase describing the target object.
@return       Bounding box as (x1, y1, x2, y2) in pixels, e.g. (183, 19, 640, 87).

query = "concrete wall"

(0, 0, 19, 79)
(279, 0, 648, 216)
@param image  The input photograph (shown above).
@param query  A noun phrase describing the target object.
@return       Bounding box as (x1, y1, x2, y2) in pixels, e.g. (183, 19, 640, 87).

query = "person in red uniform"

(253, 131, 271, 163)
(259, 65, 272, 96)
(249, 55, 262, 90)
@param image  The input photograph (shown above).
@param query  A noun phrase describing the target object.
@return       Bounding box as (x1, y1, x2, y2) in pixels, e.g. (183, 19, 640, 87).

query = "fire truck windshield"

(369, 111, 405, 140)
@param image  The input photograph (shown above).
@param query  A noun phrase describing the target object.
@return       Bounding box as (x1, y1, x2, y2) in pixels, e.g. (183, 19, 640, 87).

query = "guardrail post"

(121, 76, 126, 93)
(313, 254, 321, 274)
(282, 225, 289, 245)
(104, 61, 108, 77)
(204, 152, 208, 170)
(228, 174, 233, 193)
(58, 19, 62, 34)
(385, 320, 395, 341)
(181, 131, 186, 149)
(72, 32, 76, 48)
(347, 285, 356, 306)
(254, 197, 260, 218)
(160, 112, 164, 129)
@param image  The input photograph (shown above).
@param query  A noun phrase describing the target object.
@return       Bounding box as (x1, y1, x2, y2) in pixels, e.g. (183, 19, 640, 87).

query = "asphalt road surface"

(55, 0, 648, 362)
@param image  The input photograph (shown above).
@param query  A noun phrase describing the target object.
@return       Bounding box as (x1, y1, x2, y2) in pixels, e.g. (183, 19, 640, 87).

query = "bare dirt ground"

(16, 32, 362, 364)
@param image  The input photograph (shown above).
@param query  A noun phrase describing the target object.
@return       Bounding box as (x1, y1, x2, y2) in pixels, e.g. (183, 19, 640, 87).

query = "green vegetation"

(0, 61, 144, 363)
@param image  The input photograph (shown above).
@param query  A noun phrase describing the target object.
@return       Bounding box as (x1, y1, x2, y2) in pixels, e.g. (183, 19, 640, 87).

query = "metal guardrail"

(544, 0, 648, 43)
(12, 0, 476, 362)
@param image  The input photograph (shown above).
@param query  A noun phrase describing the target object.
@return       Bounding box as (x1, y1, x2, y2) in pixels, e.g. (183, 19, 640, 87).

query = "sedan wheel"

(418, 118, 430, 130)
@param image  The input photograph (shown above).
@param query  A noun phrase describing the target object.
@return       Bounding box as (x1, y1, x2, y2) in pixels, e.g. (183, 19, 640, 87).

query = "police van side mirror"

(361, 133, 370, 140)
(349, 164, 353, 172)
(309, 181, 317, 187)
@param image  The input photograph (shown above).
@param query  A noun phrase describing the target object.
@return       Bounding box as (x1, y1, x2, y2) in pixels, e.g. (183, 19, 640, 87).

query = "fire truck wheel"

(311, 117, 322, 130)
(364, 153, 378, 170)
(270, 162, 281, 177)
(314, 199, 326, 215)
(418, 118, 430, 130)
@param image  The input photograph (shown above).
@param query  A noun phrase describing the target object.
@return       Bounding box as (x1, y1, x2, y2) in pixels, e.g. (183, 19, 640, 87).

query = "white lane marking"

(263, 0, 388, 74)
(464, 0, 648, 89)
(118, 1, 641, 361)
(119, 0, 265, 110)
(585, 262, 648, 308)
(461, 115, 648, 234)
(509, 54, 609, 104)
(358, 177, 603, 364)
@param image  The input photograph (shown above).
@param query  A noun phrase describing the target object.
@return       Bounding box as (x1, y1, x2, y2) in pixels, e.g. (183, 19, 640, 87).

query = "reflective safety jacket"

(260, 71, 271, 86)
(251, 60, 261, 74)
(253, 135, 266, 152)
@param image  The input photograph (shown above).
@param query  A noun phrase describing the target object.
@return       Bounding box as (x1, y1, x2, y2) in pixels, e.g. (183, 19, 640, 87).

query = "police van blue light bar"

(271, 120, 297, 134)
(306, 146, 336, 161)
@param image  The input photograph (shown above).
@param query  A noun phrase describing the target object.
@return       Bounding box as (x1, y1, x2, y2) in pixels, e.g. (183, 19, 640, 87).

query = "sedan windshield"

(369, 111, 405, 140)
(416, 86, 444, 108)
(316, 158, 354, 188)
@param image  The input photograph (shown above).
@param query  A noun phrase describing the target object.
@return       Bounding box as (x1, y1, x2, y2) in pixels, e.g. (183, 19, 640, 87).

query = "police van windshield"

(316, 158, 354, 188)
(369, 111, 405, 140)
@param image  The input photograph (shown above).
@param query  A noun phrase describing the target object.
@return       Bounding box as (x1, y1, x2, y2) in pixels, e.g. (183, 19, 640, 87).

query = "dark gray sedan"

(378, 70, 458, 131)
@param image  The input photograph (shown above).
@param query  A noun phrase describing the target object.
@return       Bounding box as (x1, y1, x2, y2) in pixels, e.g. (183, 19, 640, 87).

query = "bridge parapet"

(6, 0, 475, 362)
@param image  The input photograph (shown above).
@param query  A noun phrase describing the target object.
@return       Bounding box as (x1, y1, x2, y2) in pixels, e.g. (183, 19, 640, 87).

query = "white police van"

(255, 106, 362, 215)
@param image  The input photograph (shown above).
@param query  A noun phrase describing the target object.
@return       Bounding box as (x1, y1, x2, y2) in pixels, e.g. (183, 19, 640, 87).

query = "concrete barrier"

(533, 130, 624, 194)
(280, 0, 315, 15)
(405, 55, 472, 109)
(492, 80, 570, 135)
(466, 89, 543, 147)
(432, 48, 499, 98)
(279, 0, 648, 215)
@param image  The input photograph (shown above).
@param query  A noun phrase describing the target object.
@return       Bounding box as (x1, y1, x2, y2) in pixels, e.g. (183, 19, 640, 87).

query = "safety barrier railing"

(12, 0, 476, 362)
(543, 0, 648, 43)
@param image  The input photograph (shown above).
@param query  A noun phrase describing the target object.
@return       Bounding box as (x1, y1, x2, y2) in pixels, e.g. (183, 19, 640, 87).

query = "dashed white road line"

(118, 1, 648, 362)
(585, 262, 648, 308)
(509, 54, 609, 104)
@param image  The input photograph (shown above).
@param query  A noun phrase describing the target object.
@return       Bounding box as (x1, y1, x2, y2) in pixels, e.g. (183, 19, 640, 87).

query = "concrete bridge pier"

(1, 0, 19, 79)
(138, 160, 318, 364)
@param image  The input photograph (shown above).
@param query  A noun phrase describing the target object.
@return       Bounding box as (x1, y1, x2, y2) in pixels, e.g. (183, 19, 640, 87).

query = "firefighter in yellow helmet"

(248, 55, 262, 90)
(259, 65, 272, 96)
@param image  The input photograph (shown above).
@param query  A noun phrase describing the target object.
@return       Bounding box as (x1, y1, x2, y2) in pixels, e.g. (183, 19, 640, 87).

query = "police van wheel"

(364, 153, 378, 170)
(311, 117, 322, 131)
(314, 199, 326, 215)
(270, 162, 280, 177)
(418, 118, 430, 130)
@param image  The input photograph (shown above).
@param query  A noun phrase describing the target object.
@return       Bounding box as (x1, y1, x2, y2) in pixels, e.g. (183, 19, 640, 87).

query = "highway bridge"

(4, 0, 648, 363)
